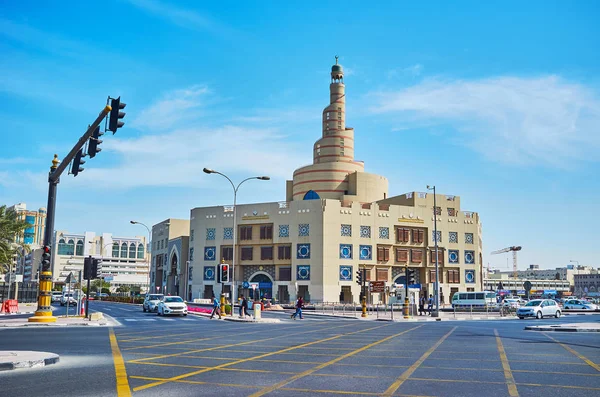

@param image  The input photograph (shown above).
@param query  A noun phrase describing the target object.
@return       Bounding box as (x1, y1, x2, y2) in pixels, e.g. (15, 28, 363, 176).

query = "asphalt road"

(0, 301, 599, 397)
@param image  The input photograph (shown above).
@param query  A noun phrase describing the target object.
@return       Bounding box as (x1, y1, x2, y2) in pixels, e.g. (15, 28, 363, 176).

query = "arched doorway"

(250, 273, 273, 301)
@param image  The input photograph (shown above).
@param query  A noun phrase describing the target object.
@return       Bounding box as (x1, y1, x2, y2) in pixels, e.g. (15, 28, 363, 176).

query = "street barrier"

(2, 299, 19, 314)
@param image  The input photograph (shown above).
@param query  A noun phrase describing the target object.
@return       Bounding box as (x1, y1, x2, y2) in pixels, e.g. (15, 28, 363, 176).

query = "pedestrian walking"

(419, 295, 426, 316)
(210, 295, 221, 319)
(427, 294, 433, 315)
(241, 295, 249, 318)
(291, 296, 304, 320)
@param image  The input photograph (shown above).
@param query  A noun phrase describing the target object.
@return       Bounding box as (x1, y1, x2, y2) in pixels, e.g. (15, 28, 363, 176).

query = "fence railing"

(0, 282, 39, 303)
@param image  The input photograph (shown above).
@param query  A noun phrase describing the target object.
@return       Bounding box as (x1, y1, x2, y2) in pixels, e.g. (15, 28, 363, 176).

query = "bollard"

(403, 297, 410, 319)
(361, 297, 367, 318)
(220, 295, 226, 317)
(80, 298, 85, 316)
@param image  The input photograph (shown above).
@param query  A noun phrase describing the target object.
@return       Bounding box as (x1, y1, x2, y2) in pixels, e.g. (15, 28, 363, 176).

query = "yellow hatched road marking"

(109, 328, 132, 397)
(248, 325, 423, 397)
(128, 322, 350, 363)
(544, 333, 600, 372)
(382, 327, 456, 396)
(495, 329, 519, 397)
(408, 378, 600, 391)
(132, 323, 392, 392)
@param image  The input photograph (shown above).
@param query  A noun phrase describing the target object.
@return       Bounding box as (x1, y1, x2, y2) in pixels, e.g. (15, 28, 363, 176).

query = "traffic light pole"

(28, 106, 112, 323)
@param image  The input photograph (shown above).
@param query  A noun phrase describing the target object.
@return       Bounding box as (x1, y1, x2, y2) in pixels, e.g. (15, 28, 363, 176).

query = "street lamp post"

(427, 185, 440, 317)
(203, 168, 270, 313)
(130, 221, 152, 295)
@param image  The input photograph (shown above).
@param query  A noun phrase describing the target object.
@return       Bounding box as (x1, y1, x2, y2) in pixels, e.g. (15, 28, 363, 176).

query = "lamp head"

(130, 220, 137, 224)
(203, 168, 214, 174)
(258, 176, 270, 181)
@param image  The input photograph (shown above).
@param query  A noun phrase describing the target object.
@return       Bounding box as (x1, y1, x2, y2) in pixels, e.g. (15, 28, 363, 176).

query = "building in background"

(574, 272, 600, 298)
(187, 58, 483, 304)
(149, 219, 190, 298)
(52, 231, 148, 292)
(9, 203, 46, 246)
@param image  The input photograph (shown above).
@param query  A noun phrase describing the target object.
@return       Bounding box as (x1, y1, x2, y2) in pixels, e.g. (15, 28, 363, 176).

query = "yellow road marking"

(119, 331, 198, 343)
(407, 378, 600, 391)
(495, 329, 519, 397)
(544, 333, 600, 372)
(133, 323, 392, 392)
(128, 323, 350, 363)
(129, 375, 261, 389)
(249, 325, 423, 397)
(279, 387, 433, 397)
(109, 328, 132, 397)
(382, 326, 456, 397)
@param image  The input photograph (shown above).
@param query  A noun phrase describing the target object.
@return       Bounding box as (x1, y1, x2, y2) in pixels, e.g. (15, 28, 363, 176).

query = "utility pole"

(29, 105, 113, 323)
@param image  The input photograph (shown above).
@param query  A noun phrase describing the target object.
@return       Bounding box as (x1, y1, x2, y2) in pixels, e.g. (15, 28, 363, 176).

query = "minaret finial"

(335, 55, 339, 64)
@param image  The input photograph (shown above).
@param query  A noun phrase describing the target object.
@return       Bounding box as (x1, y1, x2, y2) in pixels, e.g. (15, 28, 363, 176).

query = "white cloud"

(387, 64, 423, 79)
(132, 85, 210, 131)
(126, 0, 233, 36)
(369, 76, 600, 167)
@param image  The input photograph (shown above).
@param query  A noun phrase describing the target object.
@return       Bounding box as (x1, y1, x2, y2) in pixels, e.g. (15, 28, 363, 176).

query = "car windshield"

(148, 295, 163, 300)
(164, 297, 183, 303)
(525, 300, 542, 307)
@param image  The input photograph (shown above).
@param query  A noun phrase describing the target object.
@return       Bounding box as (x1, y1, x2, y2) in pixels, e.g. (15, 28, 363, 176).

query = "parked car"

(51, 291, 63, 303)
(517, 299, 561, 319)
(143, 294, 164, 312)
(157, 296, 188, 316)
(564, 299, 598, 310)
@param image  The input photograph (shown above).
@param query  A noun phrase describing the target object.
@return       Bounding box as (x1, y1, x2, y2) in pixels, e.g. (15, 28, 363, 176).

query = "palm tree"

(0, 205, 30, 272)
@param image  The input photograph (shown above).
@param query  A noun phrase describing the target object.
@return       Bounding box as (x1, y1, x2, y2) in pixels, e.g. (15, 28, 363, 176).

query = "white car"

(143, 294, 164, 312)
(60, 293, 77, 306)
(51, 292, 63, 303)
(157, 296, 188, 316)
(564, 299, 598, 310)
(502, 299, 521, 309)
(517, 299, 561, 319)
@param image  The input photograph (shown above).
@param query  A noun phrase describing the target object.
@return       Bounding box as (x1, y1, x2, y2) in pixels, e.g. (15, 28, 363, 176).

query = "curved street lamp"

(130, 220, 152, 294)
(203, 167, 270, 310)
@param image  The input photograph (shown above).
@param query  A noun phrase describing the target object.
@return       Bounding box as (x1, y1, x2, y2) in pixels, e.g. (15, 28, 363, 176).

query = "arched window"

(57, 239, 68, 255)
(137, 244, 145, 259)
(112, 243, 120, 257)
(121, 243, 127, 258)
(129, 243, 136, 258)
(75, 240, 84, 256)
(303, 190, 320, 200)
(67, 239, 75, 256)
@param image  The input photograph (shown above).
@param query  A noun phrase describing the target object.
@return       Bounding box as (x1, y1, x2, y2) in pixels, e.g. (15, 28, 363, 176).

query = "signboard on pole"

(249, 282, 258, 290)
(369, 281, 385, 293)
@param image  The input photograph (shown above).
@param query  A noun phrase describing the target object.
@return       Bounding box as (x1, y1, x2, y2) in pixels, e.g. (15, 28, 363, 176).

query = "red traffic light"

(222, 265, 228, 271)
(43, 246, 51, 254)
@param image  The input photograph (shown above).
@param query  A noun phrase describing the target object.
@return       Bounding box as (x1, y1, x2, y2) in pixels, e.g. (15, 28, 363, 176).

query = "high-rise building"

(9, 203, 47, 246)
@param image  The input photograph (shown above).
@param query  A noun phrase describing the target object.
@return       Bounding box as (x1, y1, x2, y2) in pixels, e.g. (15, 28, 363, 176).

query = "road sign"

(369, 281, 385, 293)
(523, 281, 532, 291)
(242, 281, 250, 289)
(103, 275, 114, 282)
(249, 282, 258, 290)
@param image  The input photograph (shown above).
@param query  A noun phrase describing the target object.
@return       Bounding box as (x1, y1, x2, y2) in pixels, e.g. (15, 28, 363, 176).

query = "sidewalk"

(525, 322, 600, 332)
(296, 309, 517, 322)
(0, 302, 41, 316)
(0, 351, 59, 371)
(0, 313, 111, 327)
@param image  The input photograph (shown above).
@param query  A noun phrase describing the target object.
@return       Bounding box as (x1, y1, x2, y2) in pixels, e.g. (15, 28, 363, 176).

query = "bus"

(452, 291, 496, 308)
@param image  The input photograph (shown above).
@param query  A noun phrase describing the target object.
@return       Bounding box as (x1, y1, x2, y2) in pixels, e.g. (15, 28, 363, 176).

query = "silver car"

(143, 294, 164, 312)
(517, 299, 561, 319)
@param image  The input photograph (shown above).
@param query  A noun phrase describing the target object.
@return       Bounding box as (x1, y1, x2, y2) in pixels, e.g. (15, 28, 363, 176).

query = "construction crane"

(491, 246, 522, 278)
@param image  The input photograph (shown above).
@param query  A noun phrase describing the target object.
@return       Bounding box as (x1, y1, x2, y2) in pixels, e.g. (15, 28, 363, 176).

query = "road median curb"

(525, 326, 600, 332)
(0, 351, 59, 371)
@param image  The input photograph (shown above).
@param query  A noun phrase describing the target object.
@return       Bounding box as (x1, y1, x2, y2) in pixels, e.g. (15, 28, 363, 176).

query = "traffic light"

(88, 126, 104, 158)
(356, 269, 363, 285)
(84, 256, 100, 279)
(108, 96, 126, 134)
(71, 148, 86, 177)
(41, 245, 51, 271)
(92, 258, 101, 279)
(219, 263, 230, 283)
(407, 268, 416, 286)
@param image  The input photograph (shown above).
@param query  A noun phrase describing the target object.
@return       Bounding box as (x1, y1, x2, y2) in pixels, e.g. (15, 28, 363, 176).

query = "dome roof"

(331, 64, 343, 72)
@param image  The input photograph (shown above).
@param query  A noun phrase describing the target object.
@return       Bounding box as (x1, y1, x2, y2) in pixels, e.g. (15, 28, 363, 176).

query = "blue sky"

(1, 0, 599, 270)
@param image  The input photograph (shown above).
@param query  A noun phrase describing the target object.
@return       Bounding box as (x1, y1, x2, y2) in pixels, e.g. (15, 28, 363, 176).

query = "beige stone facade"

(183, 58, 484, 304)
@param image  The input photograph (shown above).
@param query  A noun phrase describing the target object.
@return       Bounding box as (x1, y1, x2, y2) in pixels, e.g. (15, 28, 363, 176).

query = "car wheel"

(143, 306, 146, 312)
(518, 317, 524, 320)
(536, 311, 542, 319)
(183, 313, 187, 317)
(555, 311, 561, 318)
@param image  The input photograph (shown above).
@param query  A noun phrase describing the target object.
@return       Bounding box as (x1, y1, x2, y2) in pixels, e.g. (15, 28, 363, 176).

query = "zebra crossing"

(122, 317, 203, 322)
